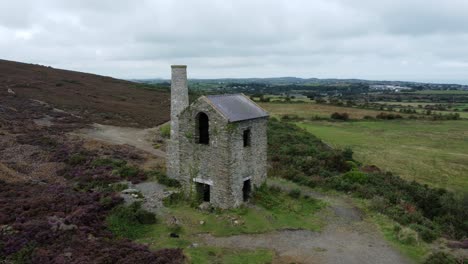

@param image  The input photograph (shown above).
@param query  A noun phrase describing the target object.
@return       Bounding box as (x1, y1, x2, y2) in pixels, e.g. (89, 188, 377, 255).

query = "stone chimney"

(167, 65, 189, 179)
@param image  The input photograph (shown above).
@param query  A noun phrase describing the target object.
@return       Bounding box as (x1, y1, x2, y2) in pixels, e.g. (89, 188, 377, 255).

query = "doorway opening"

(196, 182, 210, 202)
(242, 179, 251, 202)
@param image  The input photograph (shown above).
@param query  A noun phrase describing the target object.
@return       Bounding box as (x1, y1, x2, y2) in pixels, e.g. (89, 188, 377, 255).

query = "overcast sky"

(1, 0, 468, 84)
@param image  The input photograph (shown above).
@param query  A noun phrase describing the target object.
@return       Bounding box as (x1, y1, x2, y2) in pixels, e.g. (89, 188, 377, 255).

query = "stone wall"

(178, 98, 233, 208)
(227, 117, 268, 206)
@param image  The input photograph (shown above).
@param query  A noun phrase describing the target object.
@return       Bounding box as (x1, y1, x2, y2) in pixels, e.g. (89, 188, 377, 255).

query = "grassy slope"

(297, 120, 468, 193)
(0, 59, 170, 127)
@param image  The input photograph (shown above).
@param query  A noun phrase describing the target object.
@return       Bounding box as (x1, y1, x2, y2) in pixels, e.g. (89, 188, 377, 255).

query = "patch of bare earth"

(199, 185, 413, 264)
(75, 123, 166, 159)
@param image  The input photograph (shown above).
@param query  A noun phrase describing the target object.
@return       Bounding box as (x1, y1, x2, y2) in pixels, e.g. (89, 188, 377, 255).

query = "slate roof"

(205, 94, 269, 122)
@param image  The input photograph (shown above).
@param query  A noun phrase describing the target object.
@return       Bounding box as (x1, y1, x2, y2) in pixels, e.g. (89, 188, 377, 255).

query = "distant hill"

(0, 59, 170, 127)
(139, 76, 468, 89)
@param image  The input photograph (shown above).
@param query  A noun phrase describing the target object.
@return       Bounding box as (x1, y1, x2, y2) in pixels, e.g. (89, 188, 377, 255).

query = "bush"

(370, 196, 389, 213)
(397, 227, 419, 245)
(67, 153, 88, 165)
(149, 170, 181, 188)
(281, 114, 303, 121)
(163, 192, 186, 207)
(423, 252, 458, 264)
(159, 123, 171, 139)
(343, 171, 369, 184)
(288, 189, 301, 199)
(116, 165, 141, 178)
(92, 158, 127, 168)
(409, 224, 439, 243)
(331, 112, 350, 121)
(106, 202, 156, 239)
(136, 209, 157, 225)
(111, 202, 156, 225)
(9, 243, 35, 264)
(343, 148, 354, 161)
(376, 112, 403, 120)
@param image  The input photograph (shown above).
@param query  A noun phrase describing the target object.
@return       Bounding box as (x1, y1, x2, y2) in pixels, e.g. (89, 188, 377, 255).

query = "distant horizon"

(130, 76, 468, 86)
(4, 58, 468, 87)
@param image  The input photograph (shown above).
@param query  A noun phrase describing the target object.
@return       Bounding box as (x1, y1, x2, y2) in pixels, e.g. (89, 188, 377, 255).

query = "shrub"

(376, 112, 403, 120)
(92, 158, 127, 168)
(159, 123, 171, 139)
(67, 153, 88, 165)
(136, 209, 157, 225)
(397, 227, 419, 245)
(149, 170, 181, 188)
(107, 202, 156, 239)
(9, 243, 36, 264)
(409, 224, 439, 243)
(331, 112, 350, 121)
(370, 196, 390, 213)
(112, 202, 156, 225)
(281, 114, 302, 121)
(343, 171, 369, 184)
(163, 192, 186, 207)
(423, 252, 458, 264)
(288, 189, 301, 199)
(116, 165, 141, 178)
(343, 147, 354, 161)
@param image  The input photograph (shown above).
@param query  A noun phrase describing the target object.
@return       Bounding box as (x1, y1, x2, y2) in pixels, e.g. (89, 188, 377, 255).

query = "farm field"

(258, 102, 410, 119)
(376, 101, 468, 118)
(409, 90, 468, 95)
(297, 120, 468, 194)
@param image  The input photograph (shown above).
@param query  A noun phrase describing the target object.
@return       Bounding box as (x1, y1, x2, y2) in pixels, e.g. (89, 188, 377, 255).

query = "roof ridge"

(206, 93, 243, 97)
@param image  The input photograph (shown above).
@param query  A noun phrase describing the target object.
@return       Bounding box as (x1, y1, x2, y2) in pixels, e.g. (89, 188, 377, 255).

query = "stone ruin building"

(167, 65, 269, 209)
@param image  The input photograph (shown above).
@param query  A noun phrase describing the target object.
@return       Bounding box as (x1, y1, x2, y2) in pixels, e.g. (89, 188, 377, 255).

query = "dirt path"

(75, 123, 166, 158)
(199, 182, 413, 264)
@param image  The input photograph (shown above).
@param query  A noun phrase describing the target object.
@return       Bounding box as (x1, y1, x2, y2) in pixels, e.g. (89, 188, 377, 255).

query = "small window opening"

(243, 129, 251, 147)
(243, 179, 251, 201)
(197, 112, 209, 145)
(196, 182, 210, 202)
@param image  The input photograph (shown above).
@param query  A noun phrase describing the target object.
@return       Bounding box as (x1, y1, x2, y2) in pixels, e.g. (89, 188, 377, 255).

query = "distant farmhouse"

(167, 65, 269, 209)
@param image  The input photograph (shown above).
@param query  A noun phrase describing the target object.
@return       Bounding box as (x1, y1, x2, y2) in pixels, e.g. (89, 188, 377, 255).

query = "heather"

(0, 182, 184, 263)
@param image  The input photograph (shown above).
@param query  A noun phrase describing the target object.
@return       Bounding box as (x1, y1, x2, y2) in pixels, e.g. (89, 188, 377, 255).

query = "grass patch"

(354, 199, 430, 263)
(296, 120, 468, 194)
(131, 183, 324, 252)
(186, 247, 274, 264)
(159, 188, 324, 238)
(106, 202, 156, 240)
(159, 123, 171, 139)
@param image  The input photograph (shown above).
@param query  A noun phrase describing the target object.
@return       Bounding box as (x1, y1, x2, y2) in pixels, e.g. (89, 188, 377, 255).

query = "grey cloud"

(0, 0, 467, 83)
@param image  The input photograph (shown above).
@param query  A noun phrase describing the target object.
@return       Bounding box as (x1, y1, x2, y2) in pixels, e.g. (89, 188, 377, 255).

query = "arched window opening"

(197, 112, 209, 145)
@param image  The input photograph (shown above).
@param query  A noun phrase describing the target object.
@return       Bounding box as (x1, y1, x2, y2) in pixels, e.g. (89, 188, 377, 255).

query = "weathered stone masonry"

(167, 65, 268, 209)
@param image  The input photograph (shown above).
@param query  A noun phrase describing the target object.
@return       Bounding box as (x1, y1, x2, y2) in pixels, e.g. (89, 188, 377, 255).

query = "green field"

(259, 102, 412, 119)
(409, 90, 468, 95)
(297, 120, 468, 193)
